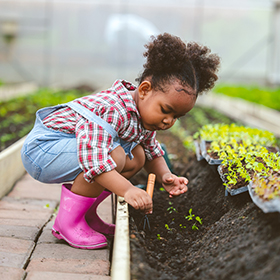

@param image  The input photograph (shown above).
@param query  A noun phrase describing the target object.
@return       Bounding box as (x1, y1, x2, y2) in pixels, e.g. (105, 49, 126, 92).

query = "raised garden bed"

(129, 108, 280, 280)
(0, 86, 94, 152)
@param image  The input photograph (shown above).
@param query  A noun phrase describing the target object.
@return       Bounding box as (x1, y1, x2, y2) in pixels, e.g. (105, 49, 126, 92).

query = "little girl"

(21, 33, 220, 250)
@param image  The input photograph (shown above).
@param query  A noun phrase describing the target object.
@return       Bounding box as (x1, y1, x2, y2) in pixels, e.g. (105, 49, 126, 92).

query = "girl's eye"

(161, 107, 169, 114)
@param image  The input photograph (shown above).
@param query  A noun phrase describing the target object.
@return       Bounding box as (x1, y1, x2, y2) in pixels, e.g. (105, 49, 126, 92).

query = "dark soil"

(129, 119, 280, 280)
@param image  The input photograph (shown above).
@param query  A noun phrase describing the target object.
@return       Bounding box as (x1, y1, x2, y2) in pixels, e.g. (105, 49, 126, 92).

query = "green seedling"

(184, 208, 203, 230)
(157, 234, 161, 240)
(179, 224, 186, 230)
(185, 208, 195, 221)
(167, 206, 178, 214)
(195, 216, 202, 225)
(221, 146, 279, 190)
(165, 224, 171, 231)
(192, 224, 199, 230)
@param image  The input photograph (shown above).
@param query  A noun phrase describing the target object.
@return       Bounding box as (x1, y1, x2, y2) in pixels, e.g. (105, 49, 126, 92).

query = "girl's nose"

(162, 117, 175, 126)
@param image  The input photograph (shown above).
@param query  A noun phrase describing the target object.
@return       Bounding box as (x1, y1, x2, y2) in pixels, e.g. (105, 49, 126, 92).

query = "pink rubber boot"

(52, 184, 107, 249)
(85, 190, 115, 238)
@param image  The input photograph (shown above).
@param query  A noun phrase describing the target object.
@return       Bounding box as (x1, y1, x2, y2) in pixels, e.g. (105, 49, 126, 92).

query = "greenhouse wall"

(0, 0, 278, 88)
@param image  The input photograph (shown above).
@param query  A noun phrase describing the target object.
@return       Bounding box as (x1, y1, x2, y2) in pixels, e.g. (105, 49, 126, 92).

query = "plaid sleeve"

(141, 131, 165, 161)
(75, 116, 117, 183)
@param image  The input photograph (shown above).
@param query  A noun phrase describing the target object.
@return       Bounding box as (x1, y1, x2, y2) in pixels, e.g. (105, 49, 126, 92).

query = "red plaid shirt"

(43, 79, 164, 182)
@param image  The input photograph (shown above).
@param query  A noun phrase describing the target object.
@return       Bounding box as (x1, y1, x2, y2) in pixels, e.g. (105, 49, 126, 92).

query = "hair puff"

(136, 33, 220, 95)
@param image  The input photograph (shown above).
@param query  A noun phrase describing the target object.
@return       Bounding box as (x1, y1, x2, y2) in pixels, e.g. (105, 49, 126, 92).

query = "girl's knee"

(111, 145, 145, 176)
(110, 146, 126, 173)
(131, 145, 145, 169)
(123, 145, 145, 176)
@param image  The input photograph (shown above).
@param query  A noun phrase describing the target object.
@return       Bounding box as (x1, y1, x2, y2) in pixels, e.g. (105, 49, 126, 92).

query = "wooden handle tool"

(146, 173, 156, 198)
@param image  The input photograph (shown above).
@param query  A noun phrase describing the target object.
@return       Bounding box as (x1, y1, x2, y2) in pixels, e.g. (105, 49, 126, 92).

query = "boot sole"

(52, 228, 107, 250)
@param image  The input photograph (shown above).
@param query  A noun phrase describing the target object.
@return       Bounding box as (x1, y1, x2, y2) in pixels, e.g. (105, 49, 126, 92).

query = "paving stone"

(8, 174, 61, 201)
(31, 243, 109, 260)
(0, 251, 30, 269)
(27, 258, 110, 275)
(0, 236, 35, 254)
(0, 172, 114, 278)
(0, 224, 40, 240)
(0, 266, 25, 279)
(0, 218, 44, 228)
(26, 271, 111, 280)
(0, 237, 35, 268)
(97, 195, 113, 224)
(0, 209, 53, 221)
(0, 197, 57, 211)
(37, 219, 61, 244)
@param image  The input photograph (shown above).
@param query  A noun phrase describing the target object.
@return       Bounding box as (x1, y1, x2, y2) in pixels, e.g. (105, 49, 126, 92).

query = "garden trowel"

(142, 173, 156, 231)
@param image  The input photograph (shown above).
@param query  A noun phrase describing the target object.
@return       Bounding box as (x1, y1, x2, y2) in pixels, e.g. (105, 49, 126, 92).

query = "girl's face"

(134, 80, 196, 131)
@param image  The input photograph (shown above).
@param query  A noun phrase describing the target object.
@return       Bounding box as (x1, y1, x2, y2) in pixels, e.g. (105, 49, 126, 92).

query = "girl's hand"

(124, 186, 153, 214)
(162, 173, 188, 198)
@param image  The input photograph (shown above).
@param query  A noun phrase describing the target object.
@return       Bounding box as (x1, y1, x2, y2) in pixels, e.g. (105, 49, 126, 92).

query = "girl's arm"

(95, 169, 153, 214)
(144, 156, 188, 197)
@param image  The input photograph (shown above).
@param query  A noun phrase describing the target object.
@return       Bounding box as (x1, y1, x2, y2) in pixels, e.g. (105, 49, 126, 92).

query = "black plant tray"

(248, 181, 280, 213)
(217, 165, 248, 196)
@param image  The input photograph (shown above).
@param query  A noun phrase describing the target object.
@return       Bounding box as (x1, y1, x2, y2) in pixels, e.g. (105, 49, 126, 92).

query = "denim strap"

(67, 101, 118, 139)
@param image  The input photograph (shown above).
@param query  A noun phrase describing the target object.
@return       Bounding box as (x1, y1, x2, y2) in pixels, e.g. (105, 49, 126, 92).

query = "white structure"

(269, 0, 280, 85)
(0, 0, 278, 88)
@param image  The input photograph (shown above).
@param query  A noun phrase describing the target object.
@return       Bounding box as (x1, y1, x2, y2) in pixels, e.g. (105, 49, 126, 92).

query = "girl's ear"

(138, 81, 152, 99)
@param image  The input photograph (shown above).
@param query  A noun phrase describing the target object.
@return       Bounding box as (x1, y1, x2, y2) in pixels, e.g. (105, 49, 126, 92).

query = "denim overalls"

(21, 102, 138, 183)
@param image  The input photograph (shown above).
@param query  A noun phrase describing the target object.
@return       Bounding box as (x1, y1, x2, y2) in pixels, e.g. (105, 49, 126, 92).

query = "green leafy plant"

(165, 224, 171, 231)
(194, 122, 279, 191)
(251, 166, 280, 201)
(185, 208, 203, 231)
(221, 146, 280, 191)
(213, 84, 280, 111)
(179, 224, 186, 230)
(192, 224, 199, 230)
(167, 202, 178, 214)
(185, 208, 195, 221)
(0, 87, 88, 152)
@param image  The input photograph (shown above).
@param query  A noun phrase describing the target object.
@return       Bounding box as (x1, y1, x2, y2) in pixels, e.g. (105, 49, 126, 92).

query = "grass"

(213, 84, 280, 111)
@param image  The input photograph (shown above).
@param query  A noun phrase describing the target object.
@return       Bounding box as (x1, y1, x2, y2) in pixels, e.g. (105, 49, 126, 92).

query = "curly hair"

(136, 33, 220, 96)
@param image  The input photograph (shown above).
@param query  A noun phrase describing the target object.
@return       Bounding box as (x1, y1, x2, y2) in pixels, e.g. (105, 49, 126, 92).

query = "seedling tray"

(248, 181, 280, 213)
(200, 140, 223, 165)
(218, 165, 248, 196)
(194, 140, 204, 161)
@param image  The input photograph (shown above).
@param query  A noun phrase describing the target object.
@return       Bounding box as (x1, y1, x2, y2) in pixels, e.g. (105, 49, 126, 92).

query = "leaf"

(192, 224, 199, 230)
(196, 216, 203, 225)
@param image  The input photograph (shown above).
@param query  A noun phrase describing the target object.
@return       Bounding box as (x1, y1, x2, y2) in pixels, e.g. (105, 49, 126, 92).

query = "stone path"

(0, 173, 112, 280)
